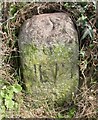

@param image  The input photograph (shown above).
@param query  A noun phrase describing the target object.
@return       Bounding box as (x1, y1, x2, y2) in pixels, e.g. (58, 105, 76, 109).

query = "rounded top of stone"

(19, 12, 78, 47)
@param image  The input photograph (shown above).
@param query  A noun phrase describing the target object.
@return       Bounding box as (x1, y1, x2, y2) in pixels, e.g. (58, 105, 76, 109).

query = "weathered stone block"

(18, 13, 79, 107)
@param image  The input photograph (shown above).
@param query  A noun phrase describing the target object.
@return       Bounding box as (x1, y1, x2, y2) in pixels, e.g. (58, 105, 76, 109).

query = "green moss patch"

(20, 43, 78, 107)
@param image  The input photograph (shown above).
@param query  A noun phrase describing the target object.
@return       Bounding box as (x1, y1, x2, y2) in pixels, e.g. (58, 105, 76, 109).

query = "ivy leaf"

(77, 14, 87, 26)
(81, 24, 93, 40)
(7, 90, 14, 99)
(10, 5, 18, 16)
(0, 90, 5, 98)
(57, 113, 64, 118)
(5, 99, 14, 109)
(81, 28, 89, 40)
(5, 94, 11, 100)
(87, 25, 94, 39)
(12, 84, 22, 93)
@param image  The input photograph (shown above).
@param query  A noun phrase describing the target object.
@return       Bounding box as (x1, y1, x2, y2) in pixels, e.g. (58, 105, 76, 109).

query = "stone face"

(18, 13, 79, 107)
(0, 29, 3, 79)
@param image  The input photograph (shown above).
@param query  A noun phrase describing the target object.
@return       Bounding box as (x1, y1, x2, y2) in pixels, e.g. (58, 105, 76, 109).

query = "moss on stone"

(21, 43, 78, 107)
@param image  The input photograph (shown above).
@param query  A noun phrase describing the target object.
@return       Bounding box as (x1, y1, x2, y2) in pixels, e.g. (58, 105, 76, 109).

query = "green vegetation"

(0, 79, 22, 118)
(0, 2, 97, 119)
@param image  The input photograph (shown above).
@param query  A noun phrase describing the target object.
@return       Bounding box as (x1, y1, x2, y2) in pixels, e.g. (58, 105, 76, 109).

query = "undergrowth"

(0, 2, 97, 119)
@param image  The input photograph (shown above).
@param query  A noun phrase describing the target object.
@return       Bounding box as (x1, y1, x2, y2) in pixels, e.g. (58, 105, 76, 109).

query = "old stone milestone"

(18, 12, 79, 107)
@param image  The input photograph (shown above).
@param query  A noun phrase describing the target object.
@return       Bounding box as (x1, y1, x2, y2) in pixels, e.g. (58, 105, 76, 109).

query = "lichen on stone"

(18, 13, 79, 107)
(20, 43, 78, 107)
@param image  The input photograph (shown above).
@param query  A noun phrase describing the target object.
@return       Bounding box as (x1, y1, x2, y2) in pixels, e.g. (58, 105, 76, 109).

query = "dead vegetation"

(0, 2, 97, 119)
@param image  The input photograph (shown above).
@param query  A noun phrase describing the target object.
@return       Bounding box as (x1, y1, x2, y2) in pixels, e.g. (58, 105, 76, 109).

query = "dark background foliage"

(0, 2, 97, 119)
